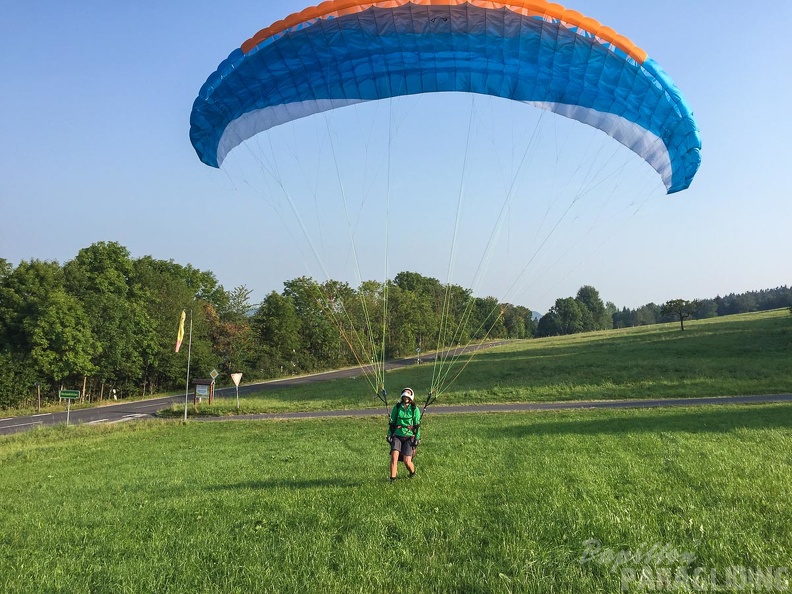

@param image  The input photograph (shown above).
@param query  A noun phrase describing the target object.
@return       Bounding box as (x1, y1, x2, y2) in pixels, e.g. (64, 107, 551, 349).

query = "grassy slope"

(1, 404, 791, 593)
(167, 309, 792, 416)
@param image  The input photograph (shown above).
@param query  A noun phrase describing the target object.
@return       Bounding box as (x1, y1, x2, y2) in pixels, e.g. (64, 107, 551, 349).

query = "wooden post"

(82, 375, 87, 403)
(36, 383, 41, 413)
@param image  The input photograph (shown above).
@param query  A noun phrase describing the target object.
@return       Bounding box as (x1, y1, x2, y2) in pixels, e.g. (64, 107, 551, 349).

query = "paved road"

(3, 341, 791, 435)
(0, 342, 507, 436)
(3, 389, 791, 437)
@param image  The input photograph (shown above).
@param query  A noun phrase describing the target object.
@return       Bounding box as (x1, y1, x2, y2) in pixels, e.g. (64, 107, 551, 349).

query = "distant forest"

(535, 286, 792, 338)
(612, 288, 792, 329)
(1, 241, 789, 409)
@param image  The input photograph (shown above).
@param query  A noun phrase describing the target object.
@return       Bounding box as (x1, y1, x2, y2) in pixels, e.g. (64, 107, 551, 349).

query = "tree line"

(535, 285, 792, 338)
(0, 242, 534, 408)
(2, 241, 788, 409)
(611, 287, 792, 329)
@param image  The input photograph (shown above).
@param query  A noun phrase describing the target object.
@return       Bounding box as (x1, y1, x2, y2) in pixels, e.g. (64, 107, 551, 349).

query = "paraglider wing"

(190, 0, 701, 193)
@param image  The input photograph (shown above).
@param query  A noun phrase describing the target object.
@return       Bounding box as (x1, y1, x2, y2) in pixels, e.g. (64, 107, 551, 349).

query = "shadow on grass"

(205, 477, 361, 491)
(485, 405, 792, 438)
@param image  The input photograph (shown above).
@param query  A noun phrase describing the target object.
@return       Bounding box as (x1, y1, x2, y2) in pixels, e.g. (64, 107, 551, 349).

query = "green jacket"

(388, 402, 421, 440)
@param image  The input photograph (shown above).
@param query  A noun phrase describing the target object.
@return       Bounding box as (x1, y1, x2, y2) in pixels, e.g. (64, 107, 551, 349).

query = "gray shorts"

(391, 435, 415, 458)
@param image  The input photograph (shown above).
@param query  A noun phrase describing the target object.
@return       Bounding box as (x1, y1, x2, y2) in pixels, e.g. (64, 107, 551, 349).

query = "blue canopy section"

(190, 3, 701, 193)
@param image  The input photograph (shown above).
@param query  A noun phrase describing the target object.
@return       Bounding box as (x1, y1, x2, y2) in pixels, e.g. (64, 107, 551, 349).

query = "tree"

(576, 285, 606, 330)
(535, 311, 562, 337)
(731, 293, 758, 314)
(0, 258, 11, 281)
(602, 301, 618, 329)
(0, 259, 41, 406)
(0, 350, 37, 409)
(321, 279, 372, 365)
(340, 280, 386, 360)
(130, 256, 216, 394)
(696, 299, 718, 319)
(636, 303, 661, 326)
(468, 296, 505, 339)
(29, 291, 98, 386)
(219, 285, 254, 323)
(201, 284, 256, 378)
(63, 242, 153, 396)
(63, 241, 132, 298)
(252, 290, 301, 373)
(553, 297, 585, 335)
(661, 299, 700, 331)
(393, 271, 443, 301)
(270, 278, 345, 371)
(0, 260, 64, 353)
(387, 286, 422, 358)
(0, 259, 67, 401)
(183, 265, 228, 311)
(502, 304, 534, 339)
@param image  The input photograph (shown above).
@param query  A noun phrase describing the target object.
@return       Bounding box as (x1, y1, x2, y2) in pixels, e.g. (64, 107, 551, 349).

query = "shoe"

(390, 477, 396, 483)
(408, 471, 416, 479)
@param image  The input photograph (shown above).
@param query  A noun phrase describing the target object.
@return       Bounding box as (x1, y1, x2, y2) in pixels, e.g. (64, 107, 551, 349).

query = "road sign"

(231, 373, 243, 411)
(59, 390, 80, 426)
(210, 369, 219, 380)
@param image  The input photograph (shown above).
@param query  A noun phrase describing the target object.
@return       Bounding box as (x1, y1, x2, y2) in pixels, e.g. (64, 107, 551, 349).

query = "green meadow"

(3, 309, 791, 592)
(1, 404, 791, 593)
(166, 309, 792, 417)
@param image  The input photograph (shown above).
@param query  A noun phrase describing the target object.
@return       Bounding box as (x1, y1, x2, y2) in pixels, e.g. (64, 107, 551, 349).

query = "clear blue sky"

(2, 1, 790, 313)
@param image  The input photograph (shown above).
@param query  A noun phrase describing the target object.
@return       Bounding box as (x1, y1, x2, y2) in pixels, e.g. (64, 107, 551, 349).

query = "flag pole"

(183, 309, 193, 422)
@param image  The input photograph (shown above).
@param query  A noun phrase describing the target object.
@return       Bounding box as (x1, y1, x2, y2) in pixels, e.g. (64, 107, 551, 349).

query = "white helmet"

(400, 387, 414, 401)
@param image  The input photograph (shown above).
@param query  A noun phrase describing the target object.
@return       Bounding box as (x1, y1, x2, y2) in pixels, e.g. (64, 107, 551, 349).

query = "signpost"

(209, 369, 219, 406)
(192, 379, 213, 405)
(59, 390, 80, 426)
(231, 373, 243, 411)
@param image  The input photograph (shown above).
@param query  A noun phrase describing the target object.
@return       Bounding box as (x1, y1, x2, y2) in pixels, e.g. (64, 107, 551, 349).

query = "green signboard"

(59, 389, 80, 400)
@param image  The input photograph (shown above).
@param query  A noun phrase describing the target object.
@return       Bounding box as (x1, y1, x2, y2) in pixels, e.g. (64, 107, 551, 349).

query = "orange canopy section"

(241, 0, 648, 65)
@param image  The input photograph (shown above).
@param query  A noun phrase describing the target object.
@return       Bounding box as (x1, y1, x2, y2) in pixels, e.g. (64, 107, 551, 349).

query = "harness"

(389, 403, 419, 436)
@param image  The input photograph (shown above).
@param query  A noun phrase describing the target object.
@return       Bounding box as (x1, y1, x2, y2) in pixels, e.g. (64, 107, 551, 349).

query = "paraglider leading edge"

(190, 0, 701, 193)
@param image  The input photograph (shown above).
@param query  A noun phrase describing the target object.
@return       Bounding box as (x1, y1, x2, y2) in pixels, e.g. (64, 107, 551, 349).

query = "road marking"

(109, 414, 147, 424)
(0, 417, 12, 422)
(2, 421, 44, 429)
(87, 419, 110, 424)
(32, 413, 52, 417)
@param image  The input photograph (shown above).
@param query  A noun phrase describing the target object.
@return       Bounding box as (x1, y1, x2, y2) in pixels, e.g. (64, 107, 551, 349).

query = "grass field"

(164, 309, 792, 417)
(2, 403, 791, 593)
